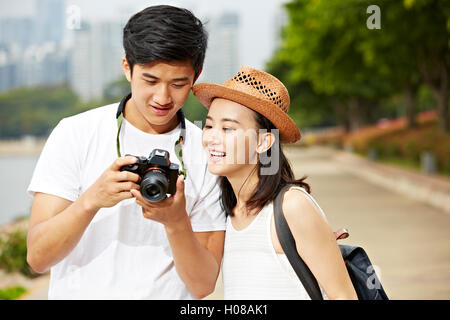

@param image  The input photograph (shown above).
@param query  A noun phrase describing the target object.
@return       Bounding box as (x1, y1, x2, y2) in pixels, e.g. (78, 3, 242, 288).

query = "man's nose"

(153, 85, 172, 106)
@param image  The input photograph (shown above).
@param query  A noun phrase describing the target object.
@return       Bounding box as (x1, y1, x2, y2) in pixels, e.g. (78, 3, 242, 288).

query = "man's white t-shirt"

(27, 103, 226, 299)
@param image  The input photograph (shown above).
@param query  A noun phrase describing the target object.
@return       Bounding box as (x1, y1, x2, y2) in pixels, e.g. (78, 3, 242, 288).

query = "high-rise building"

(69, 20, 124, 101)
(200, 12, 240, 84)
(0, 0, 67, 92)
(0, 44, 19, 91)
(0, 17, 35, 49)
(18, 42, 68, 87)
(34, 0, 65, 45)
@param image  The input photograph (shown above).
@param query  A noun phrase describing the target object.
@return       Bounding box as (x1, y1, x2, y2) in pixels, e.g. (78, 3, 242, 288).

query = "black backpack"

(274, 184, 389, 300)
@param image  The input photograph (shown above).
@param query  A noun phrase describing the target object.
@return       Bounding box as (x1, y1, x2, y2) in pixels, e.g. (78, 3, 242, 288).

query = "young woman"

(193, 66, 358, 300)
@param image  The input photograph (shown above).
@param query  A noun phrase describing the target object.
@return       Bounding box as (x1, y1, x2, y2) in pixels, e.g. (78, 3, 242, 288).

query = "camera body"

(120, 149, 180, 202)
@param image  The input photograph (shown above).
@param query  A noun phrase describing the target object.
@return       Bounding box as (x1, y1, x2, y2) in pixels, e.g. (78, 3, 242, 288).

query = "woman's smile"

(208, 148, 227, 163)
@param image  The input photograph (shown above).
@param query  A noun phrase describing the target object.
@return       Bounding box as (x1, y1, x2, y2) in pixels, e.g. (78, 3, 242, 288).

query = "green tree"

(357, 0, 422, 128)
(269, 0, 449, 132)
(359, 0, 450, 131)
(182, 91, 207, 127)
(103, 76, 130, 104)
(276, 0, 394, 131)
(0, 86, 80, 138)
(266, 57, 335, 128)
(403, 0, 450, 132)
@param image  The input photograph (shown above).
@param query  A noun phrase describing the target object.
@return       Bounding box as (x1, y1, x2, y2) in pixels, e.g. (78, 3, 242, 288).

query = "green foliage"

(361, 123, 450, 175)
(0, 229, 36, 278)
(103, 76, 131, 105)
(182, 91, 208, 127)
(266, 58, 335, 128)
(0, 85, 80, 138)
(0, 285, 27, 300)
(266, 0, 450, 131)
(0, 74, 132, 139)
(280, 0, 393, 98)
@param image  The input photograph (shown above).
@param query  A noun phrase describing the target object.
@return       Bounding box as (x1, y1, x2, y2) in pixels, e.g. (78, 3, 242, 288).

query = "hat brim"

(193, 83, 301, 143)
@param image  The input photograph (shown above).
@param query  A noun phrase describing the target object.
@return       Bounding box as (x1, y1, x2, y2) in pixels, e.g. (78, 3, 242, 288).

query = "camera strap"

(115, 93, 187, 178)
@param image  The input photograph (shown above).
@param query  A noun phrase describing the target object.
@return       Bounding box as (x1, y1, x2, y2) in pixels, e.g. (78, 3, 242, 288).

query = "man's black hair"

(123, 5, 208, 77)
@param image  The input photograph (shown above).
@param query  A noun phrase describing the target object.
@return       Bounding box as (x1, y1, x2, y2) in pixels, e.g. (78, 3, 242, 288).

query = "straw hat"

(192, 66, 301, 143)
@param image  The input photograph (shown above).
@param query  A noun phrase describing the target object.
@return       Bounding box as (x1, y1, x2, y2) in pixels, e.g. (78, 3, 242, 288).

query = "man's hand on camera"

(82, 156, 141, 212)
(131, 174, 188, 230)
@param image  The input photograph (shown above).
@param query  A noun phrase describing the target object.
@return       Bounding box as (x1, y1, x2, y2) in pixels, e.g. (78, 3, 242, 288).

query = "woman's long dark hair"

(220, 112, 311, 217)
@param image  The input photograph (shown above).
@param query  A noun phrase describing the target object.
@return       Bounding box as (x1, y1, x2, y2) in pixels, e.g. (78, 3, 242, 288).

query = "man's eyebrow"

(141, 73, 189, 82)
(142, 73, 159, 80)
(206, 116, 240, 124)
(172, 76, 190, 82)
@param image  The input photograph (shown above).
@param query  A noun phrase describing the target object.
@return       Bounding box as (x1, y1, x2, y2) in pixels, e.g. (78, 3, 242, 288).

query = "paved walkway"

(287, 146, 450, 299)
(22, 146, 450, 299)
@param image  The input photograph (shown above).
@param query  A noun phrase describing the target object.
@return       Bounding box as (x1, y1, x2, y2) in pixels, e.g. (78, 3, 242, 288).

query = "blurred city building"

(200, 12, 240, 84)
(0, 2, 241, 101)
(0, 1, 282, 102)
(69, 21, 124, 101)
(0, 0, 67, 92)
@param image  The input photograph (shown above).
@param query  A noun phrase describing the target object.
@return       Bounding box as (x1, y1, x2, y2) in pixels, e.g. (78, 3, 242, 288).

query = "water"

(0, 156, 38, 225)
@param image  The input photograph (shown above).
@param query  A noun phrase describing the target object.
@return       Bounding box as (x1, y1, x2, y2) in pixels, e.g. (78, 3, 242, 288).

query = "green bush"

(369, 124, 450, 176)
(0, 229, 36, 278)
(444, 157, 450, 176)
(0, 285, 27, 300)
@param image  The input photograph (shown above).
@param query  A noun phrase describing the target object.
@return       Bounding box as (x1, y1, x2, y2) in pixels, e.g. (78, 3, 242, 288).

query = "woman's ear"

(256, 132, 276, 154)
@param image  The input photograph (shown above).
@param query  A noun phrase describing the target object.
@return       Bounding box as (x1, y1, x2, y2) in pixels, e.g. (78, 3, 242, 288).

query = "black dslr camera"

(120, 149, 180, 202)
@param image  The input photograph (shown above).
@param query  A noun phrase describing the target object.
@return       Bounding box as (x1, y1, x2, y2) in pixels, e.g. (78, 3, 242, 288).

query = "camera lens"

(146, 184, 160, 197)
(141, 169, 169, 202)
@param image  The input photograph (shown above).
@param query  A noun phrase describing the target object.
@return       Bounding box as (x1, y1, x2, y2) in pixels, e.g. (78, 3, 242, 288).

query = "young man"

(26, 5, 226, 299)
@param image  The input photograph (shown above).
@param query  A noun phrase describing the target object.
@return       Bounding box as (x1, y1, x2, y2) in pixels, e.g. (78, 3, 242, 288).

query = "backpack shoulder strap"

(274, 184, 324, 300)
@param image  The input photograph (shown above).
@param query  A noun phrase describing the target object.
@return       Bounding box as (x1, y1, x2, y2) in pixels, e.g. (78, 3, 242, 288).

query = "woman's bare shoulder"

(281, 187, 328, 232)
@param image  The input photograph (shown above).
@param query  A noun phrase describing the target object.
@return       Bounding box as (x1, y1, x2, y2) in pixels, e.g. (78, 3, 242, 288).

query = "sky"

(0, 0, 290, 70)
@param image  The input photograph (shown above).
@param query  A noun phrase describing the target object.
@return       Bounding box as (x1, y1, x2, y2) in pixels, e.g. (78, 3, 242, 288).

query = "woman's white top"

(223, 186, 328, 300)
